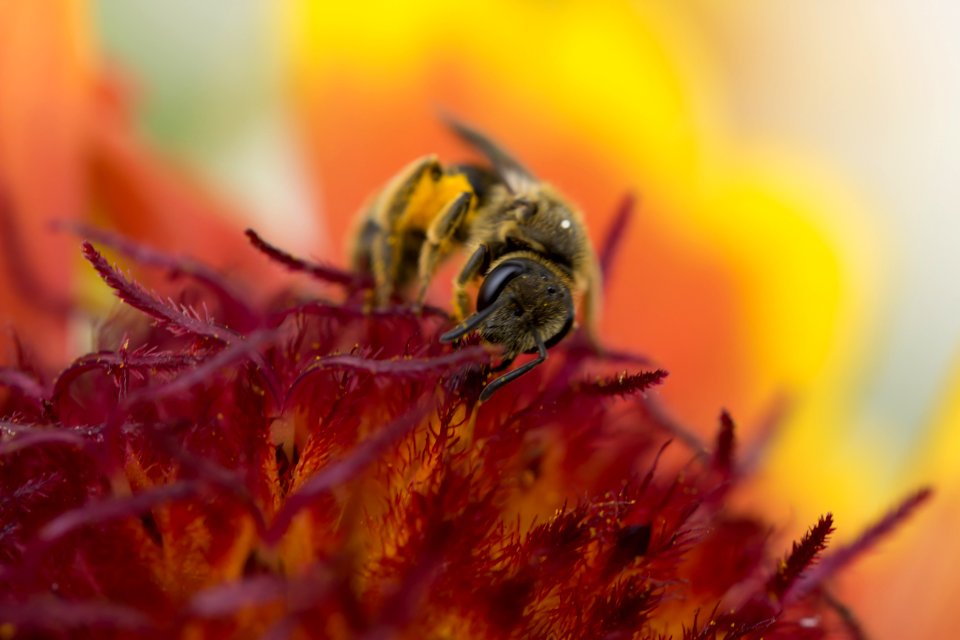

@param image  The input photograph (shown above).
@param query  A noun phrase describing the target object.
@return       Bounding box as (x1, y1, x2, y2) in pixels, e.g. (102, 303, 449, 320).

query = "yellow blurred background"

(4, 0, 959, 635)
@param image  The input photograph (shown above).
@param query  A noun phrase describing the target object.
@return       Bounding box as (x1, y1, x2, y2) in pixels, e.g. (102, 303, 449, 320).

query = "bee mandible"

(351, 119, 601, 401)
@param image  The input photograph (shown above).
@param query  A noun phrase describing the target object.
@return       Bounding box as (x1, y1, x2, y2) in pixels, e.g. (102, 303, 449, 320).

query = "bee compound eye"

(476, 259, 529, 311)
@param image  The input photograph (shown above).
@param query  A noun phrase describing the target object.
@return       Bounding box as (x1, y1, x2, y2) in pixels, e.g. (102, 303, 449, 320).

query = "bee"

(351, 118, 601, 401)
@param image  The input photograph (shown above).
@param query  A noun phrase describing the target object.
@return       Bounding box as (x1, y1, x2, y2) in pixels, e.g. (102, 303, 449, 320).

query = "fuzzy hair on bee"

(351, 117, 602, 401)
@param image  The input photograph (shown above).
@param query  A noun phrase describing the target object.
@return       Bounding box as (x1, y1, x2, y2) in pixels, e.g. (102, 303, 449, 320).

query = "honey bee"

(351, 118, 601, 401)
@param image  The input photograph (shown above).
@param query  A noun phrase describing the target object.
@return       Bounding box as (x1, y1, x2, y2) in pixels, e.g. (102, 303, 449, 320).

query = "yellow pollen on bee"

(404, 171, 474, 228)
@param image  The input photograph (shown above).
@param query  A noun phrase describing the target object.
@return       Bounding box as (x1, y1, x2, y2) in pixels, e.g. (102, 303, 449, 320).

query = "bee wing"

(443, 116, 539, 194)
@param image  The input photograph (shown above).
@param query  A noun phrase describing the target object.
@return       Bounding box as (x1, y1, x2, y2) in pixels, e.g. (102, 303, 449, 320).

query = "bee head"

(441, 258, 574, 358)
(476, 258, 574, 355)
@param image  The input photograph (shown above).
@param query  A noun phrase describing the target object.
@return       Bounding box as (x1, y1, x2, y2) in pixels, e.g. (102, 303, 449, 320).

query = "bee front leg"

(414, 191, 474, 310)
(579, 253, 604, 352)
(452, 244, 488, 321)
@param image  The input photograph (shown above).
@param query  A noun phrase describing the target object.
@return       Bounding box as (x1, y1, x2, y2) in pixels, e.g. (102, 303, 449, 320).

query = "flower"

(0, 224, 927, 638)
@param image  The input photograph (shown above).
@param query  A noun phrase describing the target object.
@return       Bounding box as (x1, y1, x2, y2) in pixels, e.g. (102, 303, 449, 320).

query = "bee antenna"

(479, 329, 547, 402)
(439, 298, 507, 343)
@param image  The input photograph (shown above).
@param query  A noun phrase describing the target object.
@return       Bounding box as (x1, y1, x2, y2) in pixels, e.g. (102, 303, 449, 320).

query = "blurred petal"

(842, 359, 960, 638)
(87, 110, 262, 275)
(0, 0, 93, 364)
(0, 1, 287, 366)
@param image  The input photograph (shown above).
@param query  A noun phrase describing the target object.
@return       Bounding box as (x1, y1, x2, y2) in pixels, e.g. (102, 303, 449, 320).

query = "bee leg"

(414, 191, 474, 310)
(349, 197, 386, 309)
(580, 255, 604, 353)
(370, 232, 396, 308)
(367, 156, 443, 308)
(452, 244, 488, 321)
(496, 220, 520, 243)
(497, 220, 546, 253)
(479, 329, 547, 402)
(349, 201, 380, 275)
